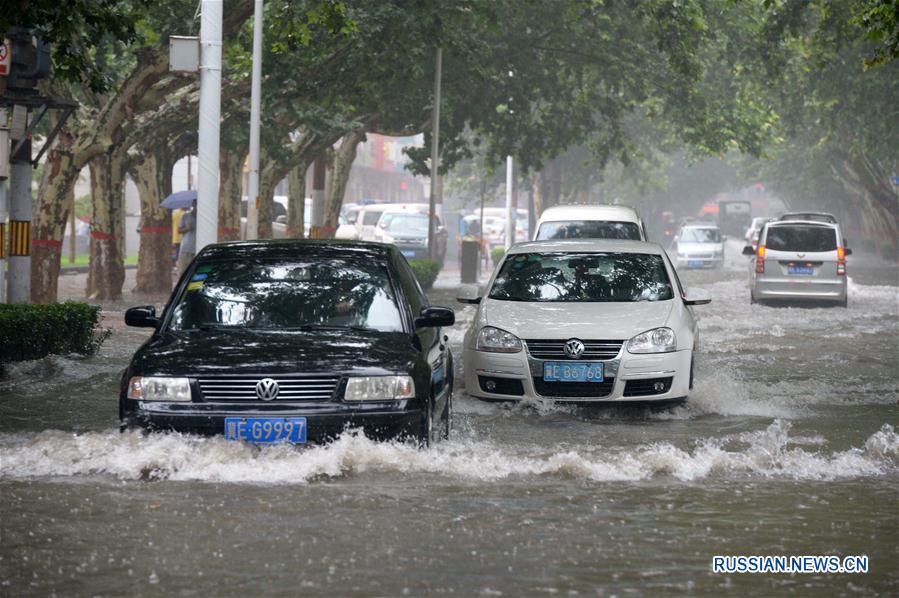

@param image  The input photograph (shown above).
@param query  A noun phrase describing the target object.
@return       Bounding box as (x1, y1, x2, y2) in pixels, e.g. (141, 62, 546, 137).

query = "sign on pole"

(0, 39, 10, 76)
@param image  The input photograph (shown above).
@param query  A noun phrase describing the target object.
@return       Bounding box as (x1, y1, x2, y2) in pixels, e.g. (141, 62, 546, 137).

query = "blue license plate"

(543, 362, 604, 382)
(224, 417, 307, 444)
(687, 260, 705, 268)
(401, 250, 415, 257)
(788, 266, 814, 275)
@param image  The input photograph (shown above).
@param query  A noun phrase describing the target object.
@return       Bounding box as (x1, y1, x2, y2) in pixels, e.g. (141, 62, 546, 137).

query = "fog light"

(653, 381, 666, 392)
(485, 380, 497, 391)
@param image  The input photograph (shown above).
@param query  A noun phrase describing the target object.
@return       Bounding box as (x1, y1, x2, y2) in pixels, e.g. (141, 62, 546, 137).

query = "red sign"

(0, 39, 10, 76)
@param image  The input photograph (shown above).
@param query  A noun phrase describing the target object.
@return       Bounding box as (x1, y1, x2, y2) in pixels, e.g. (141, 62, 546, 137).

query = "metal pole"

(505, 155, 513, 250)
(427, 46, 442, 261)
(245, 0, 263, 240)
(478, 178, 485, 275)
(310, 156, 325, 238)
(7, 135, 31, 303)
(68, 203, 76, 263)
(0, 108, 7, 303)
(196, 0, 222, 252)
(187, 155, 192, 190)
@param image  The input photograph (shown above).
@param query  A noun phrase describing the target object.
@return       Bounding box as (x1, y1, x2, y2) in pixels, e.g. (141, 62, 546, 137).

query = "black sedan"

(120, 240, 455, 446)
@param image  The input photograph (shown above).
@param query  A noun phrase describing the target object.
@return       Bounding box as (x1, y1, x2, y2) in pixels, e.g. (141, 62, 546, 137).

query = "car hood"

(130, 328, 416, 376)
(482, 299, 674, 340)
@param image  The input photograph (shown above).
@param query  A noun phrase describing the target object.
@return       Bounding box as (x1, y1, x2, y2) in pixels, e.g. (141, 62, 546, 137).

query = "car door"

(392, 250, 449, 415)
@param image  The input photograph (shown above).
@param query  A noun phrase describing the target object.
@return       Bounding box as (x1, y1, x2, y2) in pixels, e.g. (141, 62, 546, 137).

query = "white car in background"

(459, 239, 711, 404)
(674, 223, 725, 269)
(533, 204, 647, 241)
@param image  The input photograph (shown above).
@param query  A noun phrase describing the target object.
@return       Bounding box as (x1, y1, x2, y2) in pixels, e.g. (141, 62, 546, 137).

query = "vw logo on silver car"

(564, 339, 585, 359)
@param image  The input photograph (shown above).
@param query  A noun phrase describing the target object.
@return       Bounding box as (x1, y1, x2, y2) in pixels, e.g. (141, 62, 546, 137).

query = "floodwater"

(1, 242, 897, 596)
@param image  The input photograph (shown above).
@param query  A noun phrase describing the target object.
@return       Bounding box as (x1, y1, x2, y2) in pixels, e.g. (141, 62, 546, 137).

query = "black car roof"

(196, 239, 394, 261)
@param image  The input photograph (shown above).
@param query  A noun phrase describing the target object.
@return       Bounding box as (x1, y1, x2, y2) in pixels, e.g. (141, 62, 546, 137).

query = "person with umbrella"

(176, 199, 197, 275)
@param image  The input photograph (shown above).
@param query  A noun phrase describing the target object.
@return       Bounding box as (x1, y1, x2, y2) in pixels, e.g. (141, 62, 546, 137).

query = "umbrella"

(160, 190, 197, 210)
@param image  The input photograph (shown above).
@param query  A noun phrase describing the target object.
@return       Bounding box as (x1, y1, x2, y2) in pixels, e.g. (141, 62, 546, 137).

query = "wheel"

(838, 295, 848, 308)
(689, 358, 695, 391)
(442, 391, 453, 441)
(750, 290, 757, 305)
(418, 400, 434, 448)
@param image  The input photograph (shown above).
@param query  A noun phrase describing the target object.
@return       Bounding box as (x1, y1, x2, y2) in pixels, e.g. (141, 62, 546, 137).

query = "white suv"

(743, 220, 851, 307)
(533, 205, 647, 241)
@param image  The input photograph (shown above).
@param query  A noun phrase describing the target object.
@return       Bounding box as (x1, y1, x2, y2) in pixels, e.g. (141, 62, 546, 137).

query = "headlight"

(476, 326, 522, 353)
(344, 375, 415, 401)
(127, 376, 192, 401)
(627, 327, 676, 354)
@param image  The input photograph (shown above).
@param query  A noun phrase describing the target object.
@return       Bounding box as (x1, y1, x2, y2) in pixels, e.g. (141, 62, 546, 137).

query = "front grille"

(197, 375, 339, 402)
(525, 339, 623, 360)
(478, 376, 524, 396)
(532, 377, 615, 398)
(623, 377, 673, 397)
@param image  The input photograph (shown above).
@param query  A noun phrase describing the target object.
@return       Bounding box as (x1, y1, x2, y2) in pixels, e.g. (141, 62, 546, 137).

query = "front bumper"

(463, 347, 691, 403)
(121, 399, 422, 443)
(752, 275, 846, 302)
(676, 256, 723, 269)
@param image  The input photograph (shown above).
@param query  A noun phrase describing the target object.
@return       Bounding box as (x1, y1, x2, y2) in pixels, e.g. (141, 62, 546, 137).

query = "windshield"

(489, 252, 673, 302)
(362, 210, 383, 225)
(766, 226, 837, 252)
(169, 258, 404, 332)
(385, 213, 428, 234)
(536, 220, 642, 241)
(679, 228, 721, 243)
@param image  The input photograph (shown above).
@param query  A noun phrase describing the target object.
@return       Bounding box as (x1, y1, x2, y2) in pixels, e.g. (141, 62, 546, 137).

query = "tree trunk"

(829, 151, 898, 242)
(323, 129, 365, 237)
(287, 162, 308, 238)
(30, 129, 78, 304)
(132, 152, 173, 295)
(257, 158, 279, 239)
(218, 151, 244, 241)
(87, 152, 126, 300)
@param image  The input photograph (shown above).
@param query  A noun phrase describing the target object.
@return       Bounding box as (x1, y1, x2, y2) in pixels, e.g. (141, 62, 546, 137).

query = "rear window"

(766, 226, 837, 252)
(679, 227, 721, 243)
(535, 220, 642, 241)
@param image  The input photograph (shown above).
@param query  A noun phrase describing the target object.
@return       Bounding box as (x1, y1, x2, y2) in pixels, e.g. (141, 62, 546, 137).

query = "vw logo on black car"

(564, 339, 585, 359)
(255, 378, 280, 401)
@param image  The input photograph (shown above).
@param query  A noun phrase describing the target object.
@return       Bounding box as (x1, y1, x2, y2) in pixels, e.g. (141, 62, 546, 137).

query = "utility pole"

(0, 108, 7, 302)
(310, 156, 326, 238)
(245, 0, 263, 240)
(505, 155, 513, 250)
(196, 0, 222, 252)
(7, 107, 30, 303)
(478, 178, 485, 274)
(427, 46, 442, 261)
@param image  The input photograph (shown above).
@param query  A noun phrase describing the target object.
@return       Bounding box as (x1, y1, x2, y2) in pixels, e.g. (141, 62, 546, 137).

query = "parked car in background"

(533, 205, 647, 241)
(743, 220, 850, 307)
(674, 224, 725, 269)
(459, 239, 710, 404)
(374, 210, 448, 263)
(121, 240, 455, 446)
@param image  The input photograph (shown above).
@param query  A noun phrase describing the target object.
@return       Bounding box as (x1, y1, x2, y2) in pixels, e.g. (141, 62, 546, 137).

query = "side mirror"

(844, 247, 853, 256)
(722, 235, 728, 242)
(414, 306, 455, 328)
(683, 288, 712, 306)
(742, 245, 755, 256)
(125, 306, 160, 328)
(275, 215, 287, 224)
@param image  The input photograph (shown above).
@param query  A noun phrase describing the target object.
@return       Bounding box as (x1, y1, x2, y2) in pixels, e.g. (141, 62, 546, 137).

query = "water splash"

(1, 421, 895, 485)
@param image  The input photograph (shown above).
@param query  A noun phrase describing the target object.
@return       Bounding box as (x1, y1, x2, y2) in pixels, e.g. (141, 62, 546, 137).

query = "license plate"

(543, 362, 604, 382)
(401, 250, 415, 257)
(788, 266, 814, 275)
(224, 417, 307, 444)
(687, 260, 705, 267)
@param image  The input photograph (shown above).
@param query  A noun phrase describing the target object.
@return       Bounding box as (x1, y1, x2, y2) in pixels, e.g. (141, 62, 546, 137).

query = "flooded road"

(2, 244, 897, 595)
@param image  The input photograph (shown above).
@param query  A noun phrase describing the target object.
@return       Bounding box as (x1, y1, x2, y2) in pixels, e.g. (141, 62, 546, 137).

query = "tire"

(689, 358, 695, 391)
(750, 289, 757, 305)
(418, 400, 434, 449)
(442, 392, 453, 441)
(839, 295, 848, 308)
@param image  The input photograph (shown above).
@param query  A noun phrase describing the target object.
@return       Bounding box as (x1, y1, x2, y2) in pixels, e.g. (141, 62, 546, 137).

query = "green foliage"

(3, 0, 144, 93)
(0, 303, 111, 364)
(491, 247, 506, 267)
(408, 259, 441, 291)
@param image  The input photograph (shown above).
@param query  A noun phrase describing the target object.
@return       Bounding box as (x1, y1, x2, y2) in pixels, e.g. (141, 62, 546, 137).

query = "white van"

(533, 205, 647, 241)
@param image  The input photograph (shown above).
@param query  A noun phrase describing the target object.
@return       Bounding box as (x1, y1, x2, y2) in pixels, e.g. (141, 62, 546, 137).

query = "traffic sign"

(890, 175, 899, 185)
(0, 38, 10, 76)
